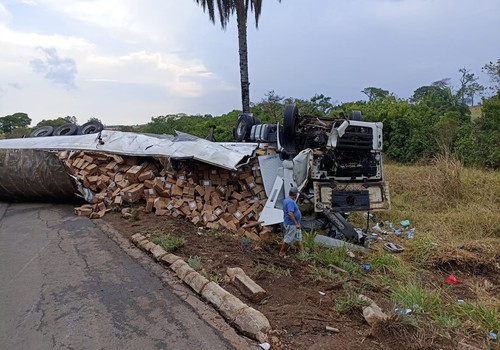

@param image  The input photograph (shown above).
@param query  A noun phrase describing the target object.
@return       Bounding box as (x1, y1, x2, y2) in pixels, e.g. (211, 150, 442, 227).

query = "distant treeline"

(138, 87, 499, 169)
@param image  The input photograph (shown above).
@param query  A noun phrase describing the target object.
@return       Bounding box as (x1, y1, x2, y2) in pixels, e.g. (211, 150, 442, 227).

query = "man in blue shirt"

(279, 187, 304, 257)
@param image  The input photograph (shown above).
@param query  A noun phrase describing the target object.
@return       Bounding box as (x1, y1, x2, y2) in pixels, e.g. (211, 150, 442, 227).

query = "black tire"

(350, 110, 362, 121)
(77, 121, 104, 135)
(30, 126, 54, 137)
(282, 104, 299, 154)
(234, 114, 254, 141)
(53, 123, 78, 136)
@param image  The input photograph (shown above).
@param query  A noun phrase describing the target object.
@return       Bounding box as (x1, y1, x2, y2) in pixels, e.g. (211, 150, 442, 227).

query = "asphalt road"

(0, 203, 236, 350)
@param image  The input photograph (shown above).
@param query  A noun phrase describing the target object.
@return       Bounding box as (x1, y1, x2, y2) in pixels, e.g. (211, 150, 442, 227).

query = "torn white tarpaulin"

(0, 130, 258, 170)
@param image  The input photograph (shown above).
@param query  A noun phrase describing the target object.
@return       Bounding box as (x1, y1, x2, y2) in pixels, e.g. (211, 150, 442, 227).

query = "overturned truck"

(0, 104, 389, 245)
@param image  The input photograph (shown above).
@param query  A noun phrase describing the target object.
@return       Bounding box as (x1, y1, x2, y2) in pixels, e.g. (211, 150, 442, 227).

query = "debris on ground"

(383, 242, 405, 253)
(444, 273, 463, 284)
(359, 294, 388, 326)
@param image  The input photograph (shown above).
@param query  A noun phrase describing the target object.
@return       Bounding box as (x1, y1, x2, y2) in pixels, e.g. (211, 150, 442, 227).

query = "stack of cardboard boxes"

(59, 149, 276, 240)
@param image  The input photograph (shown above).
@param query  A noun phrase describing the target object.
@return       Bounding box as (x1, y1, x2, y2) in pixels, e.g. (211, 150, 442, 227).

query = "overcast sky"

(0, 0, 499, 126)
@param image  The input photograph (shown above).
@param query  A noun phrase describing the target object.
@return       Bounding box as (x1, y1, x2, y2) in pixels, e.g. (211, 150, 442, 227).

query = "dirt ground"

(104, 210, 496, 350)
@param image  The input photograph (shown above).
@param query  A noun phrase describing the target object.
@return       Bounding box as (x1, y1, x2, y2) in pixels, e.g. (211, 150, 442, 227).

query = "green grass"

(389, 282, 500, 334)
(254, 263, 291, 277)
(205, 271, 223, 284)
(311, 246, 359, 273)
(334, 291, 371, 313)
(390, 282, 445, 315)
(457, 302, 500, 333)
(302, 229, 318, 251)
(151, 234, 186, 252)
(188, 255, 201, 270)
(309, 264, 344, 281)
(405, 233, 440, 265)
(369, 251, 414, 282)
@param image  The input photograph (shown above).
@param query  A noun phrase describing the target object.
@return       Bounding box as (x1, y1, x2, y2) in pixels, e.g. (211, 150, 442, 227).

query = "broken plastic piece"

(383, 242, 405, 253)
(407, 228, 415, 239)
(400, 219, 410, 227)
(444, 274, 462, 284)
(259, 342, 271, 350)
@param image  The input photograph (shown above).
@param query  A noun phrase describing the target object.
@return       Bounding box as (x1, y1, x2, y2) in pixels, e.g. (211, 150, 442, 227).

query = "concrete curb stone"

(170, 259, 197, 281)
(150, 244, 167, 260)
(233, 307, 271, 342)
(142, 241, 156, 252)
(160, 253, 182, 265)
(183, 271, 210, 294)
(201, 281, 232, 309)
(218, 294, 248, 322)
(130, 233, 145, 244)
(130, 236, 271, 342)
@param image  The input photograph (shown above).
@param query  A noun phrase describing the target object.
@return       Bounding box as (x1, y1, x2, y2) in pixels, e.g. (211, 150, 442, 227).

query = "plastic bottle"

(407, 228, 415, 239)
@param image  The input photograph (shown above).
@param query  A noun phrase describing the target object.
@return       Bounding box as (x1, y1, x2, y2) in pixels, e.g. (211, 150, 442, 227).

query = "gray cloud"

(30, 47, 77, 89)
(8, 82, 22, 89)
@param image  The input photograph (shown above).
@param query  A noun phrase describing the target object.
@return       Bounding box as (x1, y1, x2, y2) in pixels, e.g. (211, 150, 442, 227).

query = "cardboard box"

(171, 185, 183, 197)
(125, 165, 145, 182)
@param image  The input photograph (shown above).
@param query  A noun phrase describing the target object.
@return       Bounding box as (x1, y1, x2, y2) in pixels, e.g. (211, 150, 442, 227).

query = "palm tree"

(194, 0, 279, 113)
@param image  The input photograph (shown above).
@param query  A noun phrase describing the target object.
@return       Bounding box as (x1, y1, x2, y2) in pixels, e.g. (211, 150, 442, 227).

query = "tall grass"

(384, 160, 500, 243)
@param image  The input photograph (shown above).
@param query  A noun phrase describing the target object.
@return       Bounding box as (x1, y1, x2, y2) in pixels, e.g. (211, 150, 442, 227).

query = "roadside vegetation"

(294, 159, 500, 345)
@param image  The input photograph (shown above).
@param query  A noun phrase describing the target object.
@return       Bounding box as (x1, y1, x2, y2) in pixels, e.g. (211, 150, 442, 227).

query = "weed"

(309, 264, 337, 281)
(405, 233, 440, 265)
(151, 235, 185, 252)
(456, 302, 500, 334)
(428, 154, 463, 205)
(107, 205, 121, 213)
(369, 251, 413, 282)
(434, 313, 461, 329)
(188, 255, 201, 271)
(334, 291, 371, 314)
(296, 251, 311, 262)
(302, 229, 318, 251)
(390, 282, 445, 316)
(205, 271, 223, 284)
(127, 207, 140, 221)
(254, 263, 291, 277)
(311, 246, 358, 273)
(259, 296, 271, 305)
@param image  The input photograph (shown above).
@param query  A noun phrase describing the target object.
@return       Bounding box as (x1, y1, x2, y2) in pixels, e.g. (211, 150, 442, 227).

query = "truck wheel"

(282, 104, 299, 153)
(234, 114, 254, 141)
(30, 126, 54, 137)
(350, 110, 362, 121)
(77, 121, 104, 135)
(53, 123, 78, 136)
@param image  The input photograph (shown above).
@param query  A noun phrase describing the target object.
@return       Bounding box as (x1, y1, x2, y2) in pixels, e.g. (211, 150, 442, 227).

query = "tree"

(473, 92, 500, 168)
(457, 67, 484, 105)
(66, 116, 78, 124)
(88, 117, 103, 125)
(194, 0, 281, 113)
(482, 58, 500, 92)
(362, 87, 390, 102)
(251, 90, 284, 123)
(310, 94, 334, 115)
(0, 113, 31, 133)
(411, 80, 469, 119)
(36, 116, 76, 128)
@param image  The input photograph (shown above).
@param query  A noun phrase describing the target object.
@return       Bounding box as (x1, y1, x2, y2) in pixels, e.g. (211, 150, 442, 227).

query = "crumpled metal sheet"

(0, 149, 76, 202)
(0, 131, 258, 170)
